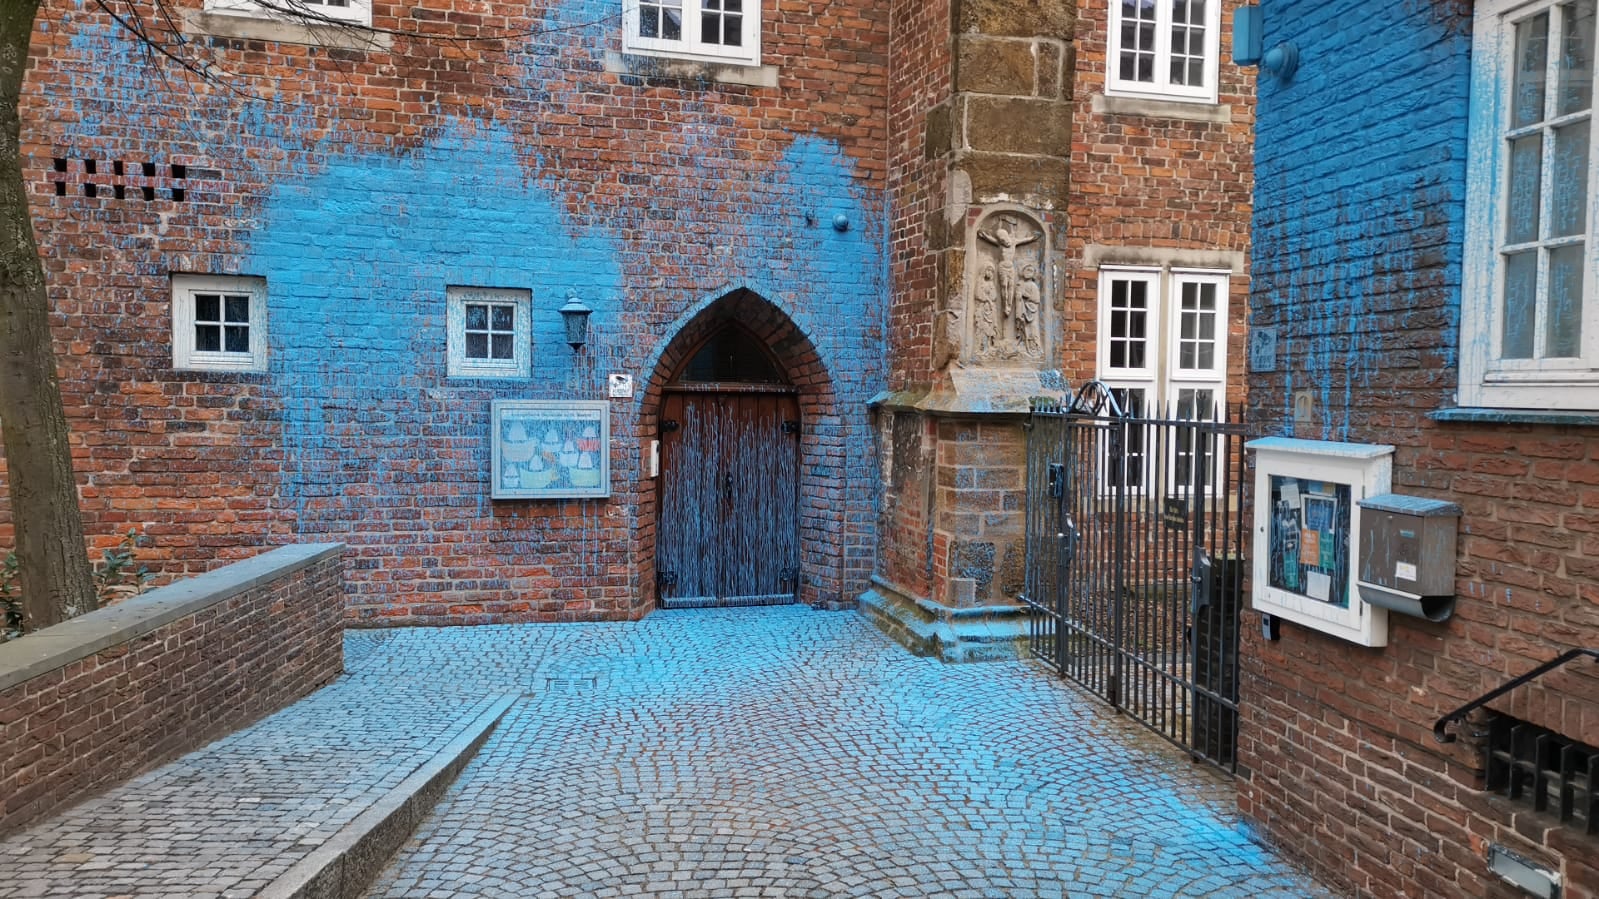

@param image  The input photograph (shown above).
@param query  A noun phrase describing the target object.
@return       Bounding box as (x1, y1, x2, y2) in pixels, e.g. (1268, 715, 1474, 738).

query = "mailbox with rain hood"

(1356, 493, 1460, 622)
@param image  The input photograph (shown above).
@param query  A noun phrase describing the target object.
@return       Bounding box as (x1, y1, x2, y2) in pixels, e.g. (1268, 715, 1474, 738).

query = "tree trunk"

(0, 0, 96, 630)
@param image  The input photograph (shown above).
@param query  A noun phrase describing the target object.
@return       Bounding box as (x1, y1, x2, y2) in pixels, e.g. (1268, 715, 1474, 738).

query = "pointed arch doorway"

(656, 323, 801, 608)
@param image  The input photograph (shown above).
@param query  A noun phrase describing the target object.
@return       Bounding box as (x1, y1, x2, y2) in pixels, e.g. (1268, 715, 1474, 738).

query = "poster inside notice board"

(1267, 475, 1352, 608)
(491, 400, 611, 500)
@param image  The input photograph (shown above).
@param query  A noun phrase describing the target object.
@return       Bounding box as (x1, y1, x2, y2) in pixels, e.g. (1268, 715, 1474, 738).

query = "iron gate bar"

(1020, 384, 1251, 773)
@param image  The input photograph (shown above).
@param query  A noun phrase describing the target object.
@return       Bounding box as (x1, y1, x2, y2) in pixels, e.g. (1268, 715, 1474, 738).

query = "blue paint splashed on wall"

(245, 120, 625, 516)
(1251, 0, 1470, 440)
(48, 9, 888, 602)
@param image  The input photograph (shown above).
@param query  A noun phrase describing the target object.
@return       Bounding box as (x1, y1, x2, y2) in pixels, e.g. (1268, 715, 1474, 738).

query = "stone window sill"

(1091, 92, 1233, 124)
(1429, 407, 1599, 426)
(182, 9, 392, 52)
(603, 51, 778, 88)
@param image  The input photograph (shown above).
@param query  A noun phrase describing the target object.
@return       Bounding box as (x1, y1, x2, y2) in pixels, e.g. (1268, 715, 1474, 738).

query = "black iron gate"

(1020, 382, 1250, 771)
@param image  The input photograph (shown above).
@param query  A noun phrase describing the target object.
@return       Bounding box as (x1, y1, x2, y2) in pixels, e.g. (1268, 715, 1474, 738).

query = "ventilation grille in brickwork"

(47, 158, 189, 202)
(1486, 713, 1598, 835)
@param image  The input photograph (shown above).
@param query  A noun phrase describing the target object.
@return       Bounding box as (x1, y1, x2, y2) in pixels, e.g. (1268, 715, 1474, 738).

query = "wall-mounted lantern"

(559, 292, 592, 350)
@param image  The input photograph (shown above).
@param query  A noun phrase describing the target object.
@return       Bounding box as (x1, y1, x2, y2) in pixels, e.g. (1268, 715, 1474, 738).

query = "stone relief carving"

(963, 208, 1048, 366)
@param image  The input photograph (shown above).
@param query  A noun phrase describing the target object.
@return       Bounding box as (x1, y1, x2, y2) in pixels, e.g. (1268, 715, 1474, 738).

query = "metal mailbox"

(1356, 493, 1460, 622)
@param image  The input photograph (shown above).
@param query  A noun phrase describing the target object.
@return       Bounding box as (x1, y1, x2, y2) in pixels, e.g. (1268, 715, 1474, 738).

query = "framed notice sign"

(1247, 437, 1394, 647)
(491, 400, 611, 500)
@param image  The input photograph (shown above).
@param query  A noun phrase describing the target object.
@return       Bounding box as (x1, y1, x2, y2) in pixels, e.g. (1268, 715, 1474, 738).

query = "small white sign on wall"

(608, 373, 634, 398)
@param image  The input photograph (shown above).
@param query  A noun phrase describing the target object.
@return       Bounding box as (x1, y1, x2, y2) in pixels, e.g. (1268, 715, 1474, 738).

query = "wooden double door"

(657, 390, 801, 608)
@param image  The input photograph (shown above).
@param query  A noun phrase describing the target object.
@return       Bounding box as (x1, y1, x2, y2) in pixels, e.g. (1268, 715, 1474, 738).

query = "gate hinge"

(656, 570, 678, 592)
(782, 420, 801, 436)
(661, 419, 680, 433)
(780, 565, 800, 587)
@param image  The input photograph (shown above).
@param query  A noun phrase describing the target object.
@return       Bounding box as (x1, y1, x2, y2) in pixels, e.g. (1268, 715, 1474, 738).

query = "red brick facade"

(1065, 2, 1254, 404)
(4, 0, 889, 623)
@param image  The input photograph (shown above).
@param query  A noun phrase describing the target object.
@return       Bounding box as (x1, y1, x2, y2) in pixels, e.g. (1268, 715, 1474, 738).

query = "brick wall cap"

(871, 372, 1067, 417)
(0, 543, 343, 693)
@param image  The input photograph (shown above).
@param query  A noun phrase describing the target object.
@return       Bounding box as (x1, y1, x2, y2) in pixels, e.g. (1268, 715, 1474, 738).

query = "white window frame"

(1462, 0, 1599, 409)
(172, 274, 268, 373)
(447, 286, 532, 379)
(203, 0, 372, 27)
(1105, 0, 1222, 104)
(1096, 265, 1230, 492)
(622, 0, 761, 66)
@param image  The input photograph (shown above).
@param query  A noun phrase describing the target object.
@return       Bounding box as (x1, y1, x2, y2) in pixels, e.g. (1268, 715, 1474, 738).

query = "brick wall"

(4, 0, 890, 622)
(1246, 2, 1599, 895)
(0, 544, 344, 837)
(1065, 0, 1255, 403)
(875, 0, 954, 603)
(887, 0, 952, 394)
(931, 420, 1029, 602)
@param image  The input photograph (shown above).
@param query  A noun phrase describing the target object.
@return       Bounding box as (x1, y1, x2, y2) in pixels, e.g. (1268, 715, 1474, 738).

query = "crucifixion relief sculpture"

(965, 210, 1047, 364)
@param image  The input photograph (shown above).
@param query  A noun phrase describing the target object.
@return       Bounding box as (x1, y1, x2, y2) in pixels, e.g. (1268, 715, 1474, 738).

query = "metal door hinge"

(661, 419, 680, 433)
(657, 570, 678, 592)
(782, 420, 801, 435)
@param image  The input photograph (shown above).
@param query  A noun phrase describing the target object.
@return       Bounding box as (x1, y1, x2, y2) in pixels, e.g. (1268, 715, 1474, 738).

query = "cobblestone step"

(0, 685, 515, 899)
(260, 694, 515, 899)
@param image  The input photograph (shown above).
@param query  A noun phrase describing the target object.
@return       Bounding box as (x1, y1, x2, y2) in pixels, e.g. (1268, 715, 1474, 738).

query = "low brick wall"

(0, 543, 345, 837)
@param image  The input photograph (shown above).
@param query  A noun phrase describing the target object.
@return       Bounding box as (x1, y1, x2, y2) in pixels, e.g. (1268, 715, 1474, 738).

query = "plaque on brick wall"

(1249, 326, 1277, 372)
(964, 206, 1050, 366)
(491, 400, 611, 500)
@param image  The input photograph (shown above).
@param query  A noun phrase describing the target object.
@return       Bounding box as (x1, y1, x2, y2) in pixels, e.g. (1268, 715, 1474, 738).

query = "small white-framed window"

(1462, 0, 1599, 409)
(1097, 266, 1230, 490)
(204, 0, 372, 27)
(447, 286, 531, 379)
(1106, 0, 1221, 103)
(622, 0, 761, 66)
(172, 274, 268, 372)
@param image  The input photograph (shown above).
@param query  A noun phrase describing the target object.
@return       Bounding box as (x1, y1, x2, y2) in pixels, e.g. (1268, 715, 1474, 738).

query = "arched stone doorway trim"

(637, 287, 843, 610)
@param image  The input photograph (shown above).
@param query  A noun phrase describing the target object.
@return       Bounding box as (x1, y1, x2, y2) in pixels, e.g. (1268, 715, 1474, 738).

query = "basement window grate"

(46, 156, 190, 203)
(1486, 713, 1598, 835)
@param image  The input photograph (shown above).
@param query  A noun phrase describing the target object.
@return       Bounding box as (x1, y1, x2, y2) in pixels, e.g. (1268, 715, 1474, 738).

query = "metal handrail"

(1433, 648, 1599, 743)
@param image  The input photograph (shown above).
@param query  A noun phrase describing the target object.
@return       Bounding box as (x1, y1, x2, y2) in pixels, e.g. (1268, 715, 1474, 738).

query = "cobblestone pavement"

(359, 607, 1335, 898)
(0, 672, 502, 899)
(1, 607, 1334, 898)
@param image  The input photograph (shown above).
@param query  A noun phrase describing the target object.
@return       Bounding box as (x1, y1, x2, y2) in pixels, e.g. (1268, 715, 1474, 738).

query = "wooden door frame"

(656, 386, 802, 608)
